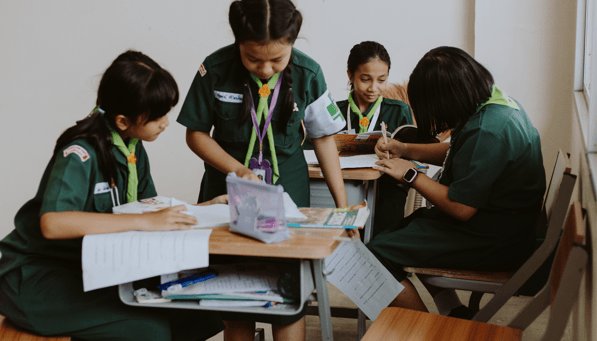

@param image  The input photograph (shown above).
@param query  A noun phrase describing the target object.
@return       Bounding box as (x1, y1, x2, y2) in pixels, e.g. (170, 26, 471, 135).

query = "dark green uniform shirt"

(0, 139, 156, 278)
(367, 98, 546, 281)
(177, 45, 344, 206)
(339, 97, 413, 133)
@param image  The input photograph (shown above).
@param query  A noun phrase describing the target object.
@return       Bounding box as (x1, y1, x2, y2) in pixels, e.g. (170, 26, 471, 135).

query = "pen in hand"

(381, 122, 390, 159)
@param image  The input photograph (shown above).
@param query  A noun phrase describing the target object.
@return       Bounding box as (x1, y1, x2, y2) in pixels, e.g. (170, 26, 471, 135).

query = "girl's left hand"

(373, 158, 416, 183)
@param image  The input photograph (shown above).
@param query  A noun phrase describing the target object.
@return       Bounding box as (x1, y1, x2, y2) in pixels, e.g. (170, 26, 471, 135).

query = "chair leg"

(357, 309, 367, 340)
(254, 327, 265, 341)
(468, 291, 483, 313)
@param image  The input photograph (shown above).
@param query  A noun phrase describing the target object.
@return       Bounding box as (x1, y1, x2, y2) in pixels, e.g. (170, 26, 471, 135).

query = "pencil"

(381, 122, 390, 159)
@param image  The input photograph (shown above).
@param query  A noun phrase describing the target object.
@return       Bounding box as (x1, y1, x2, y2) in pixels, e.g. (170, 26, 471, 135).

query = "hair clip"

(95, 106, 105, 115)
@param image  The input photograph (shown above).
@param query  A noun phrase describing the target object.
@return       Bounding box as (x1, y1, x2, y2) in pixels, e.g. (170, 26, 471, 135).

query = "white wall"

(475, 0, 578, 172)
(0, 0, 472, 238)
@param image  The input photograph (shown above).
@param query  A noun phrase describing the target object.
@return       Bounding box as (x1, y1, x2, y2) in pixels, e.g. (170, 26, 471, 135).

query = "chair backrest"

(543, 201, 587, 341)
(541, 149, 572, 227)
(508, 201, 587, 341)
(549, 201, 586, 304)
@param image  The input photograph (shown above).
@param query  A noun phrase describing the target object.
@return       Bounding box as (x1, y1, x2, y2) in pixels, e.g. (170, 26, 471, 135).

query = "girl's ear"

(347, 69, 353, 83)
(114, 115, 132, 132)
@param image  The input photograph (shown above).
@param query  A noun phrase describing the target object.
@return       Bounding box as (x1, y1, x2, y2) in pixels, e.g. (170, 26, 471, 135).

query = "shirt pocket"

(93, 191, 114, 213)
(213, 100, 251, 144)
(272, 109, 304, 149)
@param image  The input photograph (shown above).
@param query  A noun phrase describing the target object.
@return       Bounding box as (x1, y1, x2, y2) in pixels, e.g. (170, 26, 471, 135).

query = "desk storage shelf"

(118, 259, 314, 316)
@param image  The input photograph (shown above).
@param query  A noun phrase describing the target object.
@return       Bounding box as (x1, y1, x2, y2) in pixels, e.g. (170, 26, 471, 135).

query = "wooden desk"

(308, 165, 381, 244)
(120, 227, 347, 341)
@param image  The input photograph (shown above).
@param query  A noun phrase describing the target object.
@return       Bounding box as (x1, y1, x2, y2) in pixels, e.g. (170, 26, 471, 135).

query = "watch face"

(404, 168, 417, 183)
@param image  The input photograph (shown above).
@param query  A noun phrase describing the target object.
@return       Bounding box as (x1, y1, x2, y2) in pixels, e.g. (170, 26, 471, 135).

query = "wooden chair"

(0, 316, 70, 341)
(363, 201, 588, 341)
(403, 149, 576, 322)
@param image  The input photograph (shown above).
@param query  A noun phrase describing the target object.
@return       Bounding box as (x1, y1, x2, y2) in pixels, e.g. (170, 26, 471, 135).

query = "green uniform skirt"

(0, 261, 224, 341)
(367, 207, 537, 282)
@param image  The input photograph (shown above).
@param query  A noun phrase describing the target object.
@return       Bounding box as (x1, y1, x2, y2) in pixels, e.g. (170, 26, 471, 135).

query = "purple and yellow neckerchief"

(243, 72, 283, 184)
(347, 90, 383, 133)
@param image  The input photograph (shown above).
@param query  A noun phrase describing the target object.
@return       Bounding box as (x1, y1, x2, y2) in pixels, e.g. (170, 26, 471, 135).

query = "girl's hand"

(373, 158, 416, 183)
(375, 138, 406, 159)
(235, 167, 261, 183)
(142, 205, 198, 231)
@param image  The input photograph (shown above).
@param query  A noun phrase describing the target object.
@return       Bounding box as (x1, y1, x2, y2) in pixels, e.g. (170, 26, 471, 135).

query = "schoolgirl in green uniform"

(339, 41, 413, 237)
(369, 46, 546, 318)
(177, 1, 347, 339)
(0, 51, 225, 340)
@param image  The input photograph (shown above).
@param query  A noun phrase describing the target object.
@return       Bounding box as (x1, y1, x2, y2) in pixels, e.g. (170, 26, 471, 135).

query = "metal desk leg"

(363, 179, 377, 245)
(357, 178, 377, 340)
(312, 258, 333, 341)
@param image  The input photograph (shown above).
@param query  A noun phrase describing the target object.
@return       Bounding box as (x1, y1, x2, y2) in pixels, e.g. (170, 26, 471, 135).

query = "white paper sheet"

(324, 240, 404, 320)
(303, 150, 380, 169)
(283, 192, 308, 220)
(338, 154, 380, 169)
(161, 263, 279, 296)
(171, 198, 231, 228)
(303, 150, 319, 165)
(82, 229, 212, 292)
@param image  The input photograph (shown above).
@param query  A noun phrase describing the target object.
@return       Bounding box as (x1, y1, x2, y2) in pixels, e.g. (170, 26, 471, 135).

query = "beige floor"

(207, 275, 571, 341)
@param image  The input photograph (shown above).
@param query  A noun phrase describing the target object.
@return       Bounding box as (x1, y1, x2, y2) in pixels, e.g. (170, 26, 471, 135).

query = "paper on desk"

(324, 240, 404, 320)
(303, 151, 380, 169)
(171, 198, 231, 228)
(338, 154, 380, 169)
(82, 229, 212, 292)
(303, 150, 319, 165)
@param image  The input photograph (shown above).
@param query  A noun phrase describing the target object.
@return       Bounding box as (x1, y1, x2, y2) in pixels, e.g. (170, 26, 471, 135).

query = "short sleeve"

(41, 143, 94, 214)
(135, 142, 157, 200)
(177, 61, 216, 133)
(303, 68, 345, 138)
(447, 128, 512, 208)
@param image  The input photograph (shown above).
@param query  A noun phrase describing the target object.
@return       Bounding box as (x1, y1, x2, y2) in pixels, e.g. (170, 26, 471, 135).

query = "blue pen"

(157, 269, 218, 291)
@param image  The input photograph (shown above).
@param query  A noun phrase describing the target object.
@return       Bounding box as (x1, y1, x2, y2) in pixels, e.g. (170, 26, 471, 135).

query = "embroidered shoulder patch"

(63, 145, 90, 162)
(199, 64, 207, 77)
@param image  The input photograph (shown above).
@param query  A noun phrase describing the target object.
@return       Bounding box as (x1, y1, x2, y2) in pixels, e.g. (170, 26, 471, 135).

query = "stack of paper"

(160, 263, 290, 307)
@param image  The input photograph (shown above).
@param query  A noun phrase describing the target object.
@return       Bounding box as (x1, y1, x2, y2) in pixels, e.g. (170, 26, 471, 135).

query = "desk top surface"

(308, 165, 382, 181)
(209, 226, 348, 259)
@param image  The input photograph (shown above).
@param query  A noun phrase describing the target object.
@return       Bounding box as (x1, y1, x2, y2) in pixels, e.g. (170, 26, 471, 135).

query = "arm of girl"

(373, 158, 477, 221)
(185, 129, 260, 182)
(40, 205, 198, 240)
(312, 135, 348, 208)
(375, 139, 450, 166)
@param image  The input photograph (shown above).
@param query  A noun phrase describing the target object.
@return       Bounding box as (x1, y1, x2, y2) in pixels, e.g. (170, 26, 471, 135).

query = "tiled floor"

(207, 275, 572, 340)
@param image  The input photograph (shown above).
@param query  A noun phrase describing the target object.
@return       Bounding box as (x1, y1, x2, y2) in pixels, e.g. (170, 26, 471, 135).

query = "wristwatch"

(403, 168, 419, 184)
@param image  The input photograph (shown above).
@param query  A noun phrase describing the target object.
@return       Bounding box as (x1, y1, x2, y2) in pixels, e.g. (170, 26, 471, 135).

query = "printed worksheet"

(82, 229, 211, 292)
(324, 240, 404, 320)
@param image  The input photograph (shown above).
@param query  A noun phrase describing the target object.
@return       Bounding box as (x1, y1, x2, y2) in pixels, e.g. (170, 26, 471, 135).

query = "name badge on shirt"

(214, 90, 243, 103)
(94, 182, 111, 194)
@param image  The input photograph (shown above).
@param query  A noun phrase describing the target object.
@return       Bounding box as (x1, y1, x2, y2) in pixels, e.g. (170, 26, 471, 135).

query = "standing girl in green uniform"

(369, 46, 546, 318)
(339, 41, 413, 237)
(0, 50, 225, 340)
(177, 0, 347, 339)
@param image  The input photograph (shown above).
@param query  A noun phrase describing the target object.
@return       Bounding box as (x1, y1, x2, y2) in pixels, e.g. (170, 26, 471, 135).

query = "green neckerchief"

(347, 90, 383, 133)
(110, 129, 139, 203)
(478, 86, 520, 111)
(244, 72, 281, 184)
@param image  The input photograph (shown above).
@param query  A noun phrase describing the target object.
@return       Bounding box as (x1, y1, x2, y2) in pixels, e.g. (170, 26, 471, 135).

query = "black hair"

(408, 46, 493, 138)
(229, 0, 303, 128)
(347, 41, 391, 90)
(53, 50, 179, 183)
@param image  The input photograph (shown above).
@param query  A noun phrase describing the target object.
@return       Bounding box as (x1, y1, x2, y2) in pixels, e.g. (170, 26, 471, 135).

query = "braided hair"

(229, 0, 302, 128)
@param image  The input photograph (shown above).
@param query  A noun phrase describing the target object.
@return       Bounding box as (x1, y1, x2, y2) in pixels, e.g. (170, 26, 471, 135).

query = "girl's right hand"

(375, 138, 406, 159)
(235, 167, 261, 183)
(142, 205, 198, 231)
